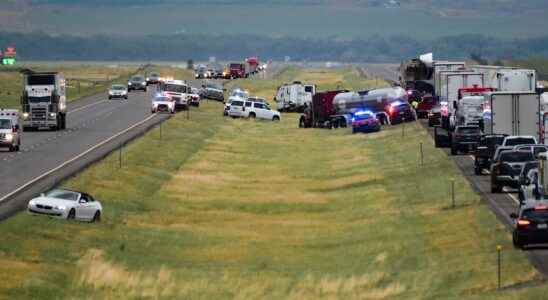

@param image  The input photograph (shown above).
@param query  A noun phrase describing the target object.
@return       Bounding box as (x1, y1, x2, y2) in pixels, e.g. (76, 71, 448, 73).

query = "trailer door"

(517, 94, 540, 138)
(498, 70, 536, 92)
(490, 94, 513, 135)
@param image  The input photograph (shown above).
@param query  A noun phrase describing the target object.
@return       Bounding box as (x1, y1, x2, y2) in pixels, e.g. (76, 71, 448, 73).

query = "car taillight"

(517, 219, 531, 228)
(389, 106, 395, 115)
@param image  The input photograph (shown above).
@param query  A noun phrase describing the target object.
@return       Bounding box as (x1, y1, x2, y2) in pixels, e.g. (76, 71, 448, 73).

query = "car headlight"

(141, 82, 146, 85)
(128, 82, 132, 85)
(49, 112, 57, 118)
(22, 112, 29, 119)
(146, 77, 149, 81)
(5, 133, 13, 141)
(55, 205, 66, 210)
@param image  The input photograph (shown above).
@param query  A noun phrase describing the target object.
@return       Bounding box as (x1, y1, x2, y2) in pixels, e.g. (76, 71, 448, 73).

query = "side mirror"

(510, 213, 518, 219)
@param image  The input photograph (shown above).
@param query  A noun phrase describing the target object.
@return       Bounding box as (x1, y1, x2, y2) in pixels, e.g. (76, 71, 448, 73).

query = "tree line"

(1, 31, 548, 63)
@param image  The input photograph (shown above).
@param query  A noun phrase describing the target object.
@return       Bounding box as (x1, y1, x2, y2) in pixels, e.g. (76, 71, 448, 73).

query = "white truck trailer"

(275, 81, 316, 112)
(471, 65, 536, 92)
(482, 92, 540, 140)
(437, 71, 485, 129)
(433, 61, 466, 97)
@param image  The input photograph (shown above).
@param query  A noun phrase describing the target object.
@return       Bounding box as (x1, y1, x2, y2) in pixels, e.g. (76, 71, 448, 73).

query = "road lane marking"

(68, 99, 107, 115)
(0, 113, 159, 204)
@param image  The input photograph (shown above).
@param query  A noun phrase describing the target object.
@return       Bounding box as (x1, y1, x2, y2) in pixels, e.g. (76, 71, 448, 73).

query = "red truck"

(229, 63, 245, 79)
(299, 90, 347, 128)
(245, 57, 259, 76)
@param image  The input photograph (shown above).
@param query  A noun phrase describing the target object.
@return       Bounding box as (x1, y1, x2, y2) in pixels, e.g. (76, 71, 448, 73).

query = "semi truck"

(455, 86, 495, 127)
(482, 92, 541, 139)
(229, 63, 246, 79)
(437, 71, 485, 129)
(245, 57, 259, 76)
(275, 81, 316, 112)
(471, 65, 536, 92)
(21, 71, 67, 131)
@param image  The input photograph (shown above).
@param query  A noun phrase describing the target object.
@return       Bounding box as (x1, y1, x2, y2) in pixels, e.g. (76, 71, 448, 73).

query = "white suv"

(160, 80, 190, 110)
(228, 97, 281, 121)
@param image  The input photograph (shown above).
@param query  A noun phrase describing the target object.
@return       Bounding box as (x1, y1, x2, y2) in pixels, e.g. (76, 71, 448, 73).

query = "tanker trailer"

(332, 87, 414, 126)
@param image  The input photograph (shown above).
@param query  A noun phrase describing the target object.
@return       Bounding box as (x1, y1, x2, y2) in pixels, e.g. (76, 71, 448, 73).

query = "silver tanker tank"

(333, 87, 408, 115)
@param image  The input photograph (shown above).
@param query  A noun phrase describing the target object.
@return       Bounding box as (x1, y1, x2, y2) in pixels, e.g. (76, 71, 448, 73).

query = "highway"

(361, 63, 548, 276)
(0, 87, 170, 220)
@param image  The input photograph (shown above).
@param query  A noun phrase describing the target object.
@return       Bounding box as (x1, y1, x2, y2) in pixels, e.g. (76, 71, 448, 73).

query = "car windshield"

(500, 151, 535, 162)
(354, 113, 373, 120)
(506, 138, 536, 146)
(149, 73, 159, 77)
(0, 119, 11, 129)
(131, 76, 144, 81)
(457, 127, 480, 135)
(164, 84, 186, 93)
(154, 97, 170, 102)
(111, 85, 125, 90)
(45, 189, 79, 201)
(207, 84, 221, 90)
(522, 208, 548, 223)
(231, 100, 243, 107)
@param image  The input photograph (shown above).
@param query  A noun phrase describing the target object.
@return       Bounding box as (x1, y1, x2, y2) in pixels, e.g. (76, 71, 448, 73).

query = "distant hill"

(1, 0, 547, 39)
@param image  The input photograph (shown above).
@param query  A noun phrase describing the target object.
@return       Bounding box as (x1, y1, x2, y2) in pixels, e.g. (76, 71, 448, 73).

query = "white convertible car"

(27, 189, 103, 222)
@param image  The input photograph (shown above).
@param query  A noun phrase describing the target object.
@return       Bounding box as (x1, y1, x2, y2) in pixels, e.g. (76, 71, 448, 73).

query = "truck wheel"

(450, 145, 457, 155)
(8, 145, 14, 152)
(273, 116, 280, 122)
(61, 114, 67, 130)
(249, 112, 256, 119)
(491, 184, 502, 193)
(474, 165, 481, 175)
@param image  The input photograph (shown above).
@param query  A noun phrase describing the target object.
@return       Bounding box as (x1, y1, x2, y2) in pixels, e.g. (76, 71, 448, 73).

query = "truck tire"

(299, 118, 305, 128)
(249, 112, 256, 119)
(450, 145, 457, 155)
(474, 165, 481, 175)
(61, 114, 67, 130)
(491, 184, 502, 193)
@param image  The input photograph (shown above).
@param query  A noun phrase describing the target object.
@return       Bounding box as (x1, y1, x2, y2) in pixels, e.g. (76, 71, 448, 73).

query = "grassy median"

(0, 68, 547, 299)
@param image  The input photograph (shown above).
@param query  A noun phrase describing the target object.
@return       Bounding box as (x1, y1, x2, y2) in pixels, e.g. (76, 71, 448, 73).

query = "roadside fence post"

(118, 142, 122, 169)
(497, 245, 502, 289)
(159, 122, 162, 141)
(419, 142, 424, 166)
(451, 179, 455, 208)
(77, 80, 81, 94)
(187, 106, 190, 120)
(402, 120, 405, 138)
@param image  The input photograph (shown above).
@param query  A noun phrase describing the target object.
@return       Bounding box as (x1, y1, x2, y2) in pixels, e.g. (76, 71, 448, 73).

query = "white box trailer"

(433, 61, 466, 96)
(483, 92, 540, 139)
(437, 71, 485, 129)
(471, 65, 536, 92)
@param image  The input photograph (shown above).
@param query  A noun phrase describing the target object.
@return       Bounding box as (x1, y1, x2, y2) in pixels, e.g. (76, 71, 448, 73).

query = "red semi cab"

(299, 90, 347, 128)
(229, 63, 245, 79)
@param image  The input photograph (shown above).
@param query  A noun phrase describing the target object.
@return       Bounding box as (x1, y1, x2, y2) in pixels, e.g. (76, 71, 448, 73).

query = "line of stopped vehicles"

(401, 52, 548, 249)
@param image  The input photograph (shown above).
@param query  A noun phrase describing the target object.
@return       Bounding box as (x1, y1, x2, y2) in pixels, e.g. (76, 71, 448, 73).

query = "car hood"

(153, 100, 173, 105)
(29, 196, 76, 207)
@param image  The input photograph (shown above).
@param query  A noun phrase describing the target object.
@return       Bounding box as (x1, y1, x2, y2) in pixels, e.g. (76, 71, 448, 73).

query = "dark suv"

(450, 125, 481, 155)
(127, 75, 147, 92)
(511, 202, 548, 249)
(491, 150, 536, 193)
(473, 134, 507, 175)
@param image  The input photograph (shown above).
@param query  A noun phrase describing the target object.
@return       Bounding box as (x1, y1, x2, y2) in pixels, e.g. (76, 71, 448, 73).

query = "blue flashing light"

(390, 100, 404, 107)
(354, 110, 374, 116)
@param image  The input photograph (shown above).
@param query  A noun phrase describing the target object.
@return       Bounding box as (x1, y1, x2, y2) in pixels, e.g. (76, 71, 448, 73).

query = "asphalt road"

(0, 86, 171, 220)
